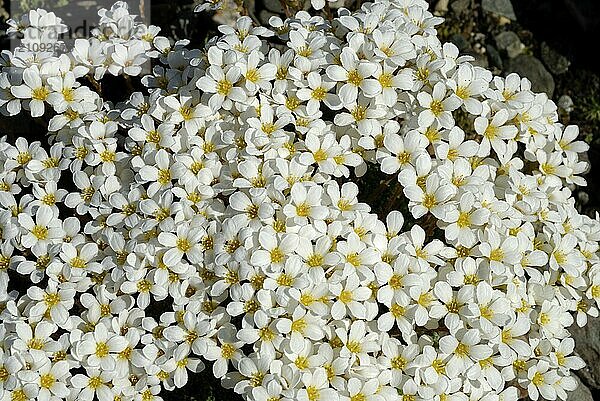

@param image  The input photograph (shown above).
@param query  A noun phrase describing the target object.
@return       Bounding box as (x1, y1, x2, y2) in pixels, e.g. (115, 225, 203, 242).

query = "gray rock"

(481, 0, 516, 20)
(506, 55, 555, 97)
(451, 0, 471, 14)
(435, 0, 449, 14)
(450, 34, 470, 52)
(263, 0, 284, 13)
(258, 10, 278, 25)
(570, 318, 600, 389)
(495, 31, 523, 58)
(486, 45, 503, 69)
(541, 42, 570, 75)
(567, 375, 594, 401)
(471, 53, 489, 69)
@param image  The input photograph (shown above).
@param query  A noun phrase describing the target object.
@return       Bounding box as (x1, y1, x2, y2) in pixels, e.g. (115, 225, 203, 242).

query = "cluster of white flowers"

(1, 1, 599, 401)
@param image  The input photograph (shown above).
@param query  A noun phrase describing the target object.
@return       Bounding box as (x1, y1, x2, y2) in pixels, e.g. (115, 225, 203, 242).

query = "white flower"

(298, 368, 339, 401)
(439, 328, 492, 378)
(474, 109, 518, 156)
(18, 205, 64, 255)
(296, 72, 340, 114)
(404, 174, 456, 219)
(0, 2, 598, 401)
(330, 273, 372, 320)
(10, 66, 50, 117)
(326, 47, 380, 106)
(444, 192, 489, 247)
(378, 131, 428, 174)
(76, 323, 128, 371)
(417, 82, 461, 129)
(204, 326, 244, 378)
(196, 57, 246, 111)
(283, 183, 329, 227)
(27, 281, 74, 326)
(158, 220, 205, 268)
(71, 368, 116, 401)
(21, 359, 70, 401)
(527, 360, 560, 401)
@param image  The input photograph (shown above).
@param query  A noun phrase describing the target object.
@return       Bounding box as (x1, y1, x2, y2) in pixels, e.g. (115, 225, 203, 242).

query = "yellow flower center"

(513, 359, 527, 372)
(70, 256, 86, 269)
(311, 87, 327, 100)
(296, 202, 311, 217)
(146, 130, 161, 144)
(351, 394, 366, 401)
(432, 358, 446, 374)
(480, 305, 494, 320)
(0, 366, 8, 382)
(245, 69, 260, 83)
(346, 340, 362, 354)
(297, 46, 312, 58)
(276, 66, 288, 80)
(489, 248, 504, 262)
(390, 303, 405, 317)
(423, 193, 437, 210)
(221, 343, 236, 359)
(40, 373, 55, 389)
(136, 279, 152, 293)
(464, 274, 479, 285)
(388, 274, 403, 289)
(61, 88, 75, 102)
(391, 356, 406, 370)
(538, 312, 551, 325)
(259, 327, 275, 341)
(418, 292, 433, 307)
(43, 292, 61, 307)
(157, 169, 171, 185)
(430, 99, 444, 116)
(351, 105, 367, 121)
(295, 356, 309, 370)
(261, 123, 277, 135)
(32, 225, 48, 240)
(457, 211, 471, 228)
(378, 73, 393, 88)
(32, 86, 50, 101)
(179, 106, 194, 121)
(176, 238, 191, 252)
(27, 337, 45, 350)
(553, 250, 567, 266)
(456, 86, 470, 99)
(484, 125, 498, 140)
(88, 376, 103, 389)
(306, 385, 320, 401)
(339, 290, 353, 304)
(100, 150, 116, 163)
(95, 342, 109, 357)
(591, 285, 600, 299)
(397, 151, 411, 164)
(17, 152, 32, 165)
(276, 273, 293, 286)
(456, 342, 470, 357)
(291, 318, 307, 333)
(347, 69, 363, 86)
(447, 298, 461, 314)
(346, 252, 361, 267)
(532, 371, 545, 386)
(42, 194, 56, 205)
(306, 253, 323, 267)
(313, 149, 328, 162)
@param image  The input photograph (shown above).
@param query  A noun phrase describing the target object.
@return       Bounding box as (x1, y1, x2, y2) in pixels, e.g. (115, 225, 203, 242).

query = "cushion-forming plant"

(0, 1, 598, 401)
